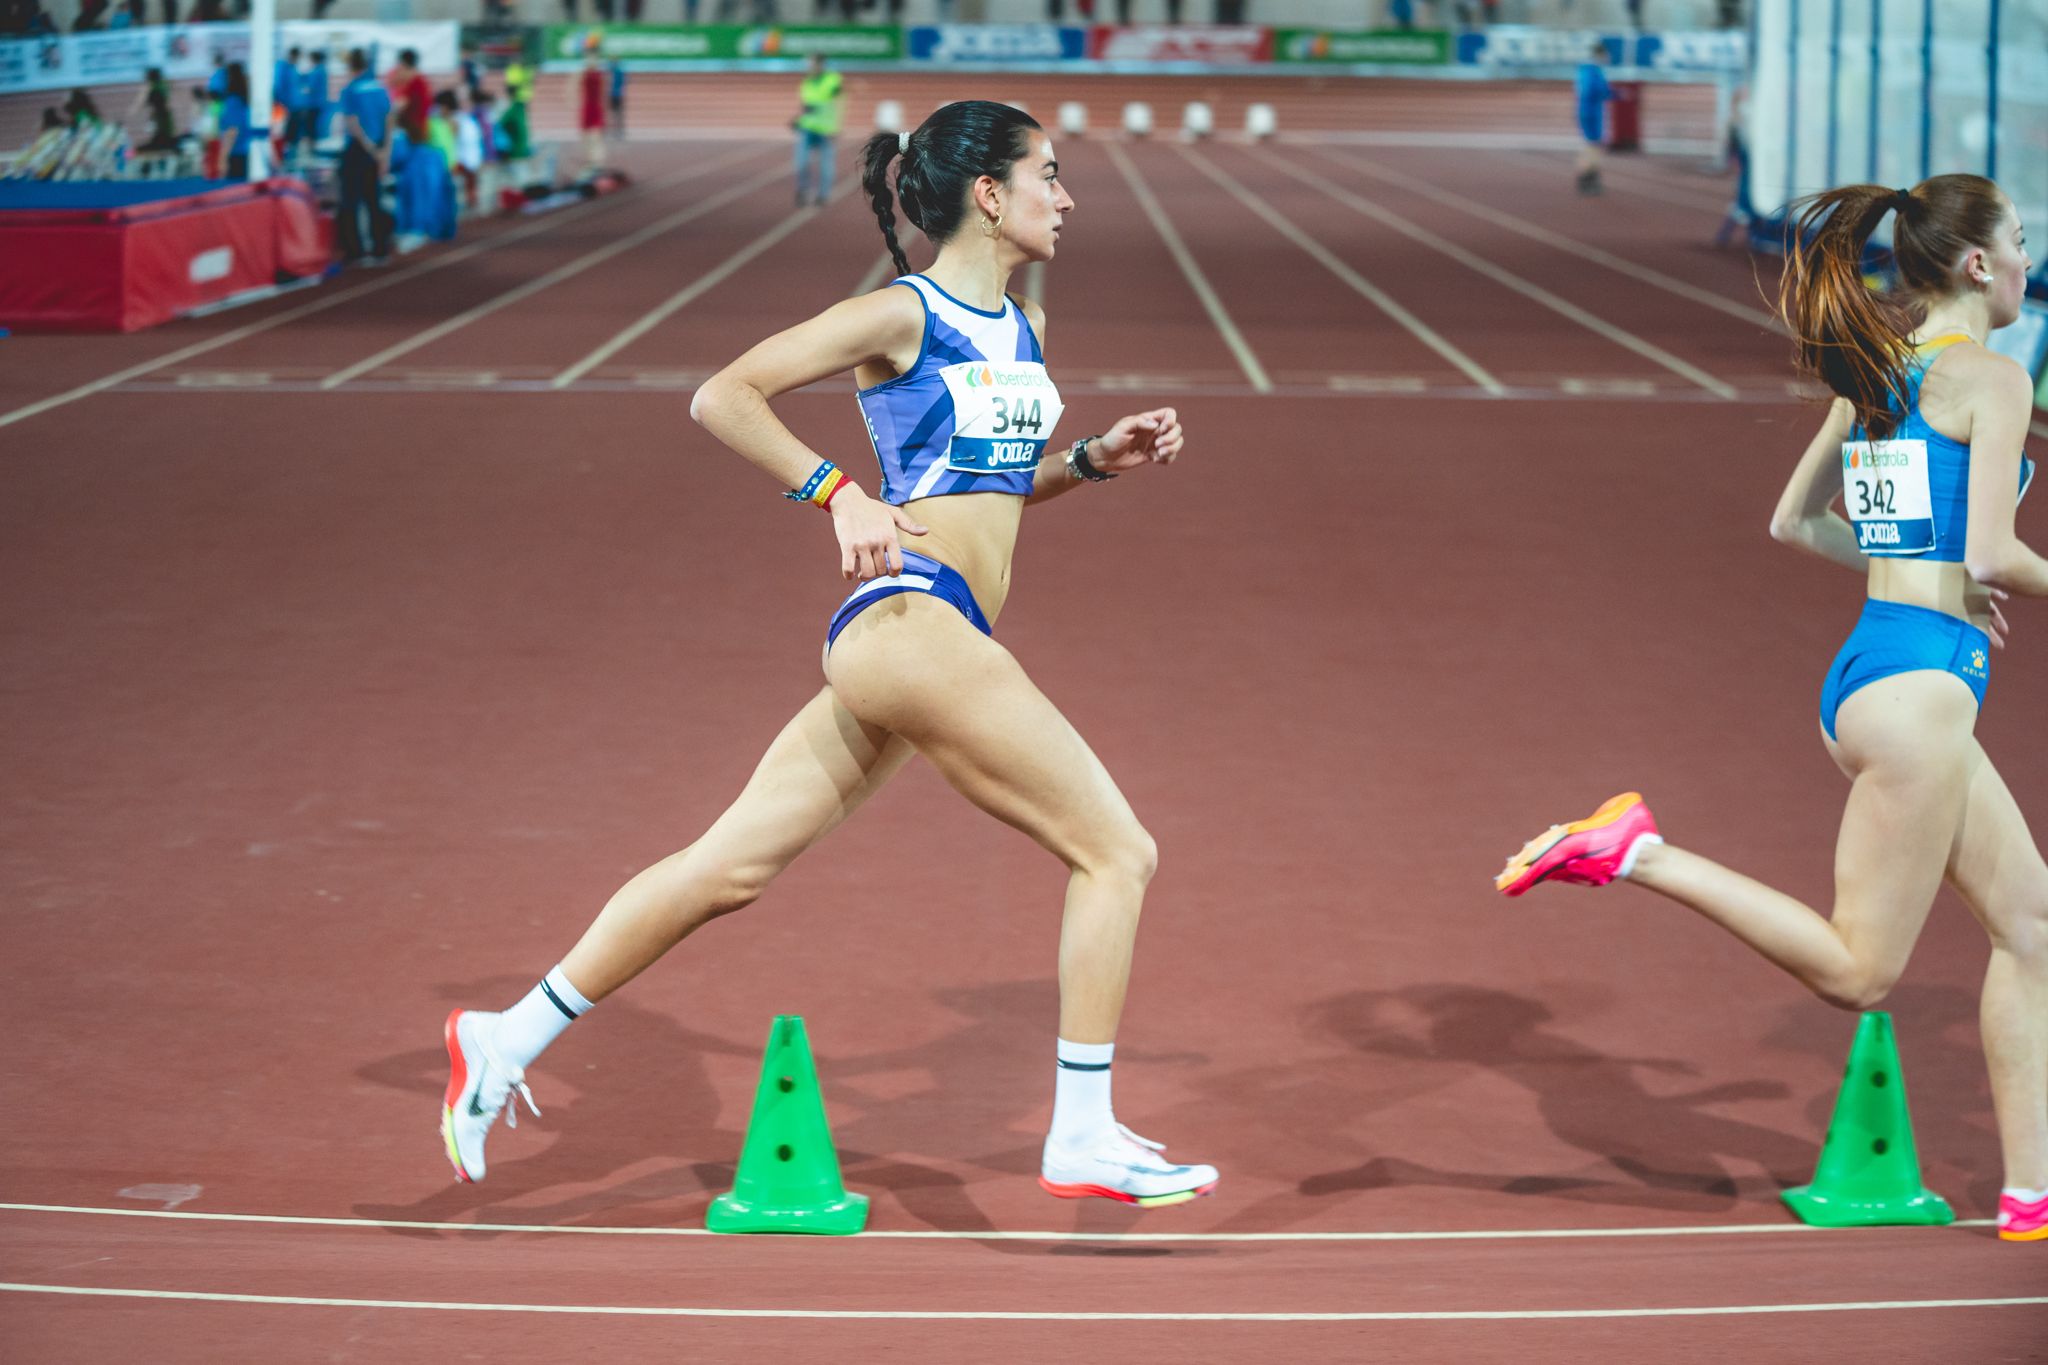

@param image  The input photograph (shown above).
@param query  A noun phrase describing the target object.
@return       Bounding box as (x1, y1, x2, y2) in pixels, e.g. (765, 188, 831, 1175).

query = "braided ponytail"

(858, 102, 1040, 285)
(861, 131, 913, 278)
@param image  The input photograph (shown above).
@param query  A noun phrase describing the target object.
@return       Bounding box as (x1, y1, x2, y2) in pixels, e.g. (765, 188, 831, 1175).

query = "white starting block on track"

(1245, 103, 1278, 141)
(1122, 101, 1154, 137)
(1181, 101, 1213, 140)
(1058, 101, 1088, 136)
(875, 100, 905, 133)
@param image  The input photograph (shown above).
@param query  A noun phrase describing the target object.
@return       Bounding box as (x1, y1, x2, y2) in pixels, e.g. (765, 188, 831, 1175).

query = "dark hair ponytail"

(1779, 173, 2009, 438)
(860, 100, 1042, 282)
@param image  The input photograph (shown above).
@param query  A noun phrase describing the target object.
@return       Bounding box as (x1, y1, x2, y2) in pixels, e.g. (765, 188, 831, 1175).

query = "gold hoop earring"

(981, 212, 1002, 238)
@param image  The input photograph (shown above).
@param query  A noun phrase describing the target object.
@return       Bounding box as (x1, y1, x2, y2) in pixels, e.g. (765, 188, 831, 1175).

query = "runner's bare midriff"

(896, 491, 1023, 624)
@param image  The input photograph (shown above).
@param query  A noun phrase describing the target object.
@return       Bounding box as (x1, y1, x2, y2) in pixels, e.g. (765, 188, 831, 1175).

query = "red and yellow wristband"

(787, 461, 856, 510)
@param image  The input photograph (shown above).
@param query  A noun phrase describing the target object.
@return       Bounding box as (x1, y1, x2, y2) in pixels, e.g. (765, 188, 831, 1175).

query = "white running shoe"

(1039, 1124, 1219, 1207)
(440, 1009, 540, 1183)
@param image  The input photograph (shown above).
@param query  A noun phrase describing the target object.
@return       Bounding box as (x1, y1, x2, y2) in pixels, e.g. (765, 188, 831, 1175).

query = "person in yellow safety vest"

(793, 55, 843, 208)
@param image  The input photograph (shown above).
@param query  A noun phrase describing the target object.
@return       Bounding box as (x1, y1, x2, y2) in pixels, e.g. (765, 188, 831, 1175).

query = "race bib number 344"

(1843, 439, 1934, 555)
(940, 360, 1064, 475)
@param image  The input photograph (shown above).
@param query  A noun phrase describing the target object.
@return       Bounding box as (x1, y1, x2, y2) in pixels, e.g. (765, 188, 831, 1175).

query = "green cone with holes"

(1782, 1011, 1953, 1226)
(707, 1015, 869, 1234)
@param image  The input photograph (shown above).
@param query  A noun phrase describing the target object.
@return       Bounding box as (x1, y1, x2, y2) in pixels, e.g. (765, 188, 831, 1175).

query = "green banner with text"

(543, 24, 903, 63)
(1271, 28, 1449, 65)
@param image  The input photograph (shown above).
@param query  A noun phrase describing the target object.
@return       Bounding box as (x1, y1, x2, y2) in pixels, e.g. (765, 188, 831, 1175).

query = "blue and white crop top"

(855, 275, 1065, 506)
(1843, 332, 2035, 560)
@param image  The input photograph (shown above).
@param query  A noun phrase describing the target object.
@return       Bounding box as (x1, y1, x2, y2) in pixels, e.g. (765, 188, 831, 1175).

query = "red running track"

(2, 132, 2044, 1361)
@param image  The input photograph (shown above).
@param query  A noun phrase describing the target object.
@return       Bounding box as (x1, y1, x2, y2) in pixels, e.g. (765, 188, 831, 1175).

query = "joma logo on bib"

(940, 358, 1065, 477)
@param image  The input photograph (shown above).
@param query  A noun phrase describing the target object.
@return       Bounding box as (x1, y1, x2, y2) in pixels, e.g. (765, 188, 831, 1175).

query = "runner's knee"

(1819, 959, 1904, 1012)
(1987, 886, 2048, 962)
(1075, 824, 1157, 888)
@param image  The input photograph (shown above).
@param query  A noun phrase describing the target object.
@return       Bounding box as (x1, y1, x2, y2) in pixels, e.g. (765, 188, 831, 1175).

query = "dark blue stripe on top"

(1056, 1059, 1111, 1071)
(539, 979, 582, 1021)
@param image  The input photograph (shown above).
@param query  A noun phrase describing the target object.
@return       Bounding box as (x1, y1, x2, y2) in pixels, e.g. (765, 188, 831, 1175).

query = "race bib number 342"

(940, 360, 1063, 475)
(1842, 439, 1934, 555)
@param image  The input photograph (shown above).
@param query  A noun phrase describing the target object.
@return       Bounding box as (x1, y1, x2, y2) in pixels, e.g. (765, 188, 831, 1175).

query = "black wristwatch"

(1066, 436, 1116, 483)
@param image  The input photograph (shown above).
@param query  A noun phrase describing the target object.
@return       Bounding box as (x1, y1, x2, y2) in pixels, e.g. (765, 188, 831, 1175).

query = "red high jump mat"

(0, 177, 331, 333)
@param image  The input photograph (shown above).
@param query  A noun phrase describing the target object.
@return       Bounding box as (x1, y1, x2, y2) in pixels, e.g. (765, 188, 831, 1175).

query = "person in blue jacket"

(1574, 40, 1615, 195)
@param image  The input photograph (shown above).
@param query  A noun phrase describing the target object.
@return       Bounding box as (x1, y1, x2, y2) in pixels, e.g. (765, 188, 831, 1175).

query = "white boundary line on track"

(1103, 141, 1272, 394)
(1503, 149, 1735, 215)
(0, 151, 768, 433)
(0, 1282, 2039, 1321)
(550, 177, 861, 388)
(318, 149, 777, 390)
(1323, 151, 1778, 332)
(0, 1202, 1997, 1242)
(1251, 146, 1740, 401)
(1177, 144, 1504, 395)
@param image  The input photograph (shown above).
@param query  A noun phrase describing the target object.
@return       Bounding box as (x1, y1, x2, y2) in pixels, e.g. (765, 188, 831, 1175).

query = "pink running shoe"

(1495, 792, 1661, 897)
(1999, 1191, 2048, 1242)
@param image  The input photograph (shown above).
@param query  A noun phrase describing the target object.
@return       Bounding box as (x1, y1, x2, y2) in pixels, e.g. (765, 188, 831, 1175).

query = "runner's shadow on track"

(352, 976, 753, 1235)
(1295, 984, 1816, 1213)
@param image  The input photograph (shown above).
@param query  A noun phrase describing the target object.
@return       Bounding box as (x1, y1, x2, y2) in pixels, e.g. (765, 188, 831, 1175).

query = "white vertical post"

(247, 0, 276, 180)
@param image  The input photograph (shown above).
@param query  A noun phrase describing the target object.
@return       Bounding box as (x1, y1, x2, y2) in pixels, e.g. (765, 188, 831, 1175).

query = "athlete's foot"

(1999, 1191, 2048, 1242)
(1040, 1124, 1219, 1208)
(1495, 791, 1661, 897)
(441, 1009, 540, 1183)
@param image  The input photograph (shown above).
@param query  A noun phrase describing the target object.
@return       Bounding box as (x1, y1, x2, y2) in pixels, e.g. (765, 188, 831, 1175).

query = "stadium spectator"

(460, 43, 485, 102)
(608, 56, 627, 141)
(389, 48, 432, 144)
(578, 46, 606, 172)
(397, 90, 459, 243)
(131, 66, 179, 153)
(304, 51, 333, 142)
(62, 89, 101, 129)
(107, 0, 137, 27)
(1574, 39, 1614, 195)
(498, 57, 533, 161)
(454, 88, 488, 212)
(217, 61, 252, 179)
(337, 47, 395, 264)
(792, 54, 841, 208)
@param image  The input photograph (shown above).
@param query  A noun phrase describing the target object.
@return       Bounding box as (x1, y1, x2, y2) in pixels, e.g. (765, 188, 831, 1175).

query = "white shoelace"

(478, 1031, 542, 1129)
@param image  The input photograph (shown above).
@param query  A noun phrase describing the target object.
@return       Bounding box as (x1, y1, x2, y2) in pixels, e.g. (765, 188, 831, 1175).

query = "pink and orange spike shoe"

(1999, 1190, 2048, 1242)
(1495, 792, 1662, 897)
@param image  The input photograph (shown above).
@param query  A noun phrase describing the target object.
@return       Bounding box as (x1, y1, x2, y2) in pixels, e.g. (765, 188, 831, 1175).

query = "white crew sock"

(1048, 1039, 1116, 1149)
(1618, 832, 1662, 880)
(491, 965, 594, 1074)
(2005, 1187, 2048, 1204)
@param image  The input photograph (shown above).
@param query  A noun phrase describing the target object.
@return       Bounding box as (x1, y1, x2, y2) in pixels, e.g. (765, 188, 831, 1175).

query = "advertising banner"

(1271, 28, 1449, 66)
(1088, 25, 1271, 64)
(1454, 26, 1743, 73)
(544, 24, 902, 64)
(906, 24, 1088, 63)
(0, 21, 459, 95)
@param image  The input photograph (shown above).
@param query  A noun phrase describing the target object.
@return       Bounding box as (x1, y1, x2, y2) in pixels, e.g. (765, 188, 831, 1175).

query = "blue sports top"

(855, 275, 1064, 506)
(1842, 332, 2034, 561)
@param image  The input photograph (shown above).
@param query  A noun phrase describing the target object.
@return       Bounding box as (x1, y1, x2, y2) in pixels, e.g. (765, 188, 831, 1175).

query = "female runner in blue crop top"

(1497, 175, 2048, 1240)
(437, 100, 1219, 1210)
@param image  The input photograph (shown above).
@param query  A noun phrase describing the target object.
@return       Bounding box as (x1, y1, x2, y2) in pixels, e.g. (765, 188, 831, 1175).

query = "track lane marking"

(1104, 142, 1271, 394)
(0, 1282, 2039, 1321)
(1251, 146, 1740, 400)
(1322, 151, 1778, 332)
(0, 147, 773, 433)
(1178, 144, 1503, 395)
(0, 1202, 1996, 1241)
(550, 177, 860, 388)
(319, 150, 778, 390)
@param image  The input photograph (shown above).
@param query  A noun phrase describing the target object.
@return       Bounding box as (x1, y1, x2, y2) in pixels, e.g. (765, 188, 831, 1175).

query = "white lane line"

(1252, 146, 1740, 400)
(2, 1283, 2042, 1321)
(320, 150, 777, 389)
(1178, 144, 1503, 395)
(551, 178, 860, 388)
(0, 150, 769, 433)
(1505, 150, 1735, 214)
(0, 1203, 1996, 1242)
(851, 251, 895, 296)
(1324, 151, 1778, 332)
(1104, 141, 1271, 394)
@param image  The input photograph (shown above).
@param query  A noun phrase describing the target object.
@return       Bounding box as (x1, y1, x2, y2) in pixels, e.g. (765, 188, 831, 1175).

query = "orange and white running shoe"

(1999, 1190, 2048, 1242)
(1040, 1125, 1219, 1208)
(1495, 792, 1662, 897)
(441, 1009, 539, 1183)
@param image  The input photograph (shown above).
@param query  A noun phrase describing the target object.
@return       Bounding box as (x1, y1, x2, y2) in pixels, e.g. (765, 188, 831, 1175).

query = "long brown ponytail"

(1778, 173, 2008, 439)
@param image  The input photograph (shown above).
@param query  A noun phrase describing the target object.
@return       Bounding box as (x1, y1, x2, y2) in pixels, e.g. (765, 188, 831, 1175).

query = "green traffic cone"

(1781, 1011, 1953, 1227)
(707, 1016, 869, 1235)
